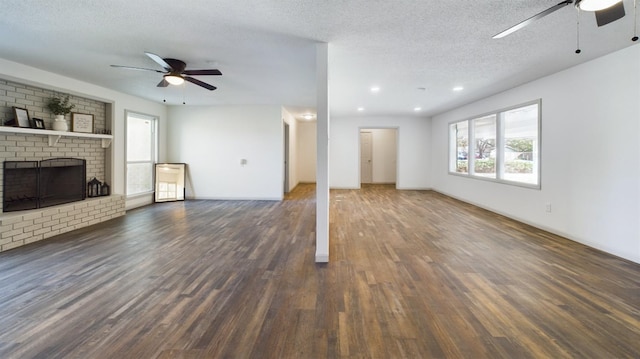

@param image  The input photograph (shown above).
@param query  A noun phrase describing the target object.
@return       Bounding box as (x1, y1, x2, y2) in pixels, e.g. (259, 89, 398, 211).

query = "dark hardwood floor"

(0, 184, 638, 358)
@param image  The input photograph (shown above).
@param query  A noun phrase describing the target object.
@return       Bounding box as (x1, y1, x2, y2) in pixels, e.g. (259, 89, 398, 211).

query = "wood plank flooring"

(0, 183, 638, 358)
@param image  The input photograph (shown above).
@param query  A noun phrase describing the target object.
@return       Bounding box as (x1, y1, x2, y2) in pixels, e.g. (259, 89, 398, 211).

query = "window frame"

(448, 99, 541, 189)
(125, 110, 158, 197)
(449, 120, 469, 174)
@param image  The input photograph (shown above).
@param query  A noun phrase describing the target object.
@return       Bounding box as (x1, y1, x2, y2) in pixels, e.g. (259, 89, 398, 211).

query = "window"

(448, 100, 540, 188)
(126, 112, 157, 196)
(502, 104, 539, 185)
(472, 115, 496, 179)
(449, 120, 469, 174)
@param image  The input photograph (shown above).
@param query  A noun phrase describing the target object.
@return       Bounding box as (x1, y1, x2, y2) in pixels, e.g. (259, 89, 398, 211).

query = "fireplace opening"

(2, 161, 38, 211)
(3, 158, 86, 213)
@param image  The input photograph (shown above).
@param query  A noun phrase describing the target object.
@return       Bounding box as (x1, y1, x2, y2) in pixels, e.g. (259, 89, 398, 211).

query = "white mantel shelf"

(0, 126, 113, 148)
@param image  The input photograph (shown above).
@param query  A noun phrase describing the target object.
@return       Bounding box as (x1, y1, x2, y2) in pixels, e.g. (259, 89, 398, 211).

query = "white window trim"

(448, 99, 541, 190)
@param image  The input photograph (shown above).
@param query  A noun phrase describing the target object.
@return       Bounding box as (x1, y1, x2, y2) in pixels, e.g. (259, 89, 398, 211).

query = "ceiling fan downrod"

(576, 8, 582, 53)
(633, 0, 638, 41)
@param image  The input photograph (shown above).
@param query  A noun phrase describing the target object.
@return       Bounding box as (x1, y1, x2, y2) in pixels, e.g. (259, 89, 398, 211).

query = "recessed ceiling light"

(303, 114, 314, 120)
(370, 86, 380, 93)
(414, 107, 422, 111)
(357, 107, 365, 112)
(453, 86, 464, 91)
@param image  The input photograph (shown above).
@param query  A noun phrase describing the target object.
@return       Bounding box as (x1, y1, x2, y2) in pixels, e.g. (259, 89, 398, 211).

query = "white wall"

(297, 121, 317, 182)
(166, 105, 284, 200)
(330, 116, 431, 189)
(364, 128, 397, 183)
(431, 44, 640, 263)
(0, 58, 169, 210)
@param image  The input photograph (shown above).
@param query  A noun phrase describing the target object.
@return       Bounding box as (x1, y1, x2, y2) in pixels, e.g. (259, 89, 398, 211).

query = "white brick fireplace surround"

(0, 196, 125, 251)
(0, 79, 124, 252)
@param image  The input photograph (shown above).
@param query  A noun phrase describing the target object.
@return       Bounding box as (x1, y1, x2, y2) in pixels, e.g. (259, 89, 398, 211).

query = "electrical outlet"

(545, 203, 552, 213)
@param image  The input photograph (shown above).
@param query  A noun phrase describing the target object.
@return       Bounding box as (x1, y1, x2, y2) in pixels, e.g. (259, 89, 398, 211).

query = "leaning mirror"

(154, 163, 186, 202)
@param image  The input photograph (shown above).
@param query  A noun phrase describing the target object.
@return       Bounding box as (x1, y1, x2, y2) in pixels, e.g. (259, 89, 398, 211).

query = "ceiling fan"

(493, 0, 630, 39)
(111, 52, 222, 91)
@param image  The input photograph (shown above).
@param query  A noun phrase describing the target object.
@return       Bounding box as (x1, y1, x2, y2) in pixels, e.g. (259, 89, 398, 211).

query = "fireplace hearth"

(3, 158, 86, 212)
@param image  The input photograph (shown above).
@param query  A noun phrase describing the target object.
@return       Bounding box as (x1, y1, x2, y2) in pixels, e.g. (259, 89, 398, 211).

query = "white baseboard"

(396, 187, 433, 190)
(186, 196, 282, 201)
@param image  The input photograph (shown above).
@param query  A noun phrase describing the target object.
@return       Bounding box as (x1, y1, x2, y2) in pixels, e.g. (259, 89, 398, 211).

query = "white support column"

(315, 43, 330, 263)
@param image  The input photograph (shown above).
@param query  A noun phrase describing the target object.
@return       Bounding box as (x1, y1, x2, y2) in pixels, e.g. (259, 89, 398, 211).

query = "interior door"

(284, 122, 290, 193)
(360, 131, 372, 184)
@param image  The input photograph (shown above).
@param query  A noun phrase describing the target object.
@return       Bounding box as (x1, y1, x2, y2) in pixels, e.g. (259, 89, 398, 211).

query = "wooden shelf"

(0, 126, 113, 148)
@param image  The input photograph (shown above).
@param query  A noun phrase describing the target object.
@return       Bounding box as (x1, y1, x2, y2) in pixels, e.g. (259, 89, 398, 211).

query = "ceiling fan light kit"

(165, 75, 185, 85)
(575, 0, 621, 11)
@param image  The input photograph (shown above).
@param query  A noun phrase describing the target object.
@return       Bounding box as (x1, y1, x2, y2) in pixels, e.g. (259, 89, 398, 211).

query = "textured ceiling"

(0, 0, 638, 119)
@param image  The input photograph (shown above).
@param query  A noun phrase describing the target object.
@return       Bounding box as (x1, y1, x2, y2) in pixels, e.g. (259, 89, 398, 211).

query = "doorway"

(360, 131, 373, 184)
(359, 128, 398, 186)
(284, 122, 290, 194)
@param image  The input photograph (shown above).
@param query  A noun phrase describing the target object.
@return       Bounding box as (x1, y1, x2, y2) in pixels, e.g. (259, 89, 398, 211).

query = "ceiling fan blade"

(183, 69, 223, 76)
(594, 1, 625, 26)
(157, 78, 169, 87)
(110, 65, 165, 73)
(145, 52, 173, 71)
(164, 58, 187, 73)
(493, 0, 573, 39)
(184, 76, 217, 91)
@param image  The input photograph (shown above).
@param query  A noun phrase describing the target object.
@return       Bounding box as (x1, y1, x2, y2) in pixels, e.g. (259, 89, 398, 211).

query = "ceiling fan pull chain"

(182, 82, 186, 105)
(575, 9, 582, 53)
(633, 0, 638, 41)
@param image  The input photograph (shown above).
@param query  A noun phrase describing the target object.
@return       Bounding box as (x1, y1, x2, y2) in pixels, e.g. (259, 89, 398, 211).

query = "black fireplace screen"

(3, 158, 86, 212)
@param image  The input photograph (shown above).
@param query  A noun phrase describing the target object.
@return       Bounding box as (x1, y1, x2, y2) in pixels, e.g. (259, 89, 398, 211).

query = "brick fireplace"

(0, 79, 125, 252)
